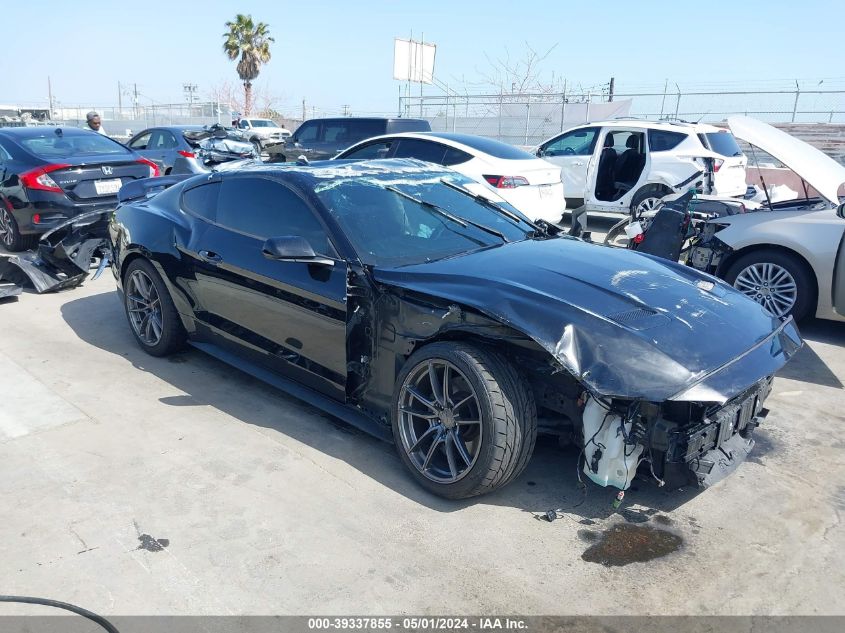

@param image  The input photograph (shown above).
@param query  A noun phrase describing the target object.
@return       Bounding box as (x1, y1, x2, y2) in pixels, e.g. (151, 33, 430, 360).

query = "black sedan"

(108, 159, 801, 499)
(0, 127, 158, 251)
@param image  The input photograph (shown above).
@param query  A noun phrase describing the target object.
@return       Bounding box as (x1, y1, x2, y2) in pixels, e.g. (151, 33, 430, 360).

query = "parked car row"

(6, 112, 840, 500)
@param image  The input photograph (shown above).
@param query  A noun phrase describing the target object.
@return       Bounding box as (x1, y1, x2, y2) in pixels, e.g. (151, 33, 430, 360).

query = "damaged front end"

(687, 221, 734, 276)
(0, 209, 112, 293)
(580, 378, 771, 492)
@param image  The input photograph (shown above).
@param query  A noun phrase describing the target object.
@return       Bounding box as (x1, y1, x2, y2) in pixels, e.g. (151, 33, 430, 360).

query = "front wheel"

(724, 250, 815, 321)
(392, 342, 536, 499)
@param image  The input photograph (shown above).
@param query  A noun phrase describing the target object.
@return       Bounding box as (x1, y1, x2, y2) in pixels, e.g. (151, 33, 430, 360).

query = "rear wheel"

(724, 249, 814, 321)
(123, 258, 186, 356)
(392, 342, 536, 499)
(630, 184, 669, 216)
(0, 207, 37, 252)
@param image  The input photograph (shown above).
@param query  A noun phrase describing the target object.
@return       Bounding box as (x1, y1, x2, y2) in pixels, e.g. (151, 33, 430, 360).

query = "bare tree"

(475, 43, 561, 95)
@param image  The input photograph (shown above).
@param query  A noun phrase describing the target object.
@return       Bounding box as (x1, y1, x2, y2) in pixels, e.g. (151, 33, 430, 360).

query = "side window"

(442, 147, 473, 166)
(612, 131, 644, 154)
(238, 120, 249, 129)
(295, 122, 320, 143)
(129, 131, 152, 150)
(181, 182, 220, 221)
(0, 140, 12, 161)
(345, 120, 385, 144)
(148, 130, 178, 150)
(160, 131, 178, 149)
(217, 177, 329, 254)
(393, 139, 448, 164)
(323, 123, 349, 144)
(341, 140, 394, 160)
(541, 127, 598, 156)
(648, 129, 687, 152)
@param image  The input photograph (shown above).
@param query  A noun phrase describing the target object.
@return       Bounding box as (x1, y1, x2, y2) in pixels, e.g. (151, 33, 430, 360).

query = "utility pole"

(47, 76, 53, 120)
(302, 98, 306, 122)
(118, 81, 122, 117)
(342, 104, 350, 116)
(133, 83, 139, 119)
(608, 76, 615, 102)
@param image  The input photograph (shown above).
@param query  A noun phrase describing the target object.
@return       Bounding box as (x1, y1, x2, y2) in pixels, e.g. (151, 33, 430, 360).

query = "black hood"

(373, 237, 802, 403)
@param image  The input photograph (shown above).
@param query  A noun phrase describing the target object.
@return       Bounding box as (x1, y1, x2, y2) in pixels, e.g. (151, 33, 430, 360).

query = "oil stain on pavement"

(580, 523, 682, 566)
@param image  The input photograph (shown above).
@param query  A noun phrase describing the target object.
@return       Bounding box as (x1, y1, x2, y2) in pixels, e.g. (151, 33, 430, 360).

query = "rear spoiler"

(118, 174, 194, 203)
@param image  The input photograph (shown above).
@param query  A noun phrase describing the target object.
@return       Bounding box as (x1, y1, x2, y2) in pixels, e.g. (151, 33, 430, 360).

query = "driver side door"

(183, 175, 349, 400)
(537, 127, 599, 208)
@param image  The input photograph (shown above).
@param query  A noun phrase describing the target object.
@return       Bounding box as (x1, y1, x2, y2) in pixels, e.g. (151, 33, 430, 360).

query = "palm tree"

(222, 14, 273, 116)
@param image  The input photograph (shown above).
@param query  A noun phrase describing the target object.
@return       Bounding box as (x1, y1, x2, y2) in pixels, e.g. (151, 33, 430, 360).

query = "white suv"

(535, 119, 747, 214)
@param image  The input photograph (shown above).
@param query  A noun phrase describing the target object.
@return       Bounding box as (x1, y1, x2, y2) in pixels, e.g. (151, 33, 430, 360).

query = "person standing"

(83, 111, 107, 135)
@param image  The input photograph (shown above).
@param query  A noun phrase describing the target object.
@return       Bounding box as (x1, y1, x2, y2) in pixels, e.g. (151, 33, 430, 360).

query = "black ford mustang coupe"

(109, 159, 801, 499)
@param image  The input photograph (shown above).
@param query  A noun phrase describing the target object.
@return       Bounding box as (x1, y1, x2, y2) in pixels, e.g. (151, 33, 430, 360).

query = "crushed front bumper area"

(0, 210, 111, 294)
(650, 379, 772, 489)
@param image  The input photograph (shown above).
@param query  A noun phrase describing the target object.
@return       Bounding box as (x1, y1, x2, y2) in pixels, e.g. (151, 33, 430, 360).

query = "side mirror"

(262, 236, 334, 266)
(838, 202, 845, 220)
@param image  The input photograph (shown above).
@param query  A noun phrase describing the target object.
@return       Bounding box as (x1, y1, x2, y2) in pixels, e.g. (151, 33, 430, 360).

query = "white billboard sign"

(393, 38, 436, 84)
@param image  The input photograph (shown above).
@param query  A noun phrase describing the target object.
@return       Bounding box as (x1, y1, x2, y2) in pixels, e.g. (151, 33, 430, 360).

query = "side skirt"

(189, 340, 393, 443)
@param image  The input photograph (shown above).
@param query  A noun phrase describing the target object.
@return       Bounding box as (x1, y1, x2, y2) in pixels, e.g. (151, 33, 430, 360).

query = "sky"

(2, 0, 843, 117)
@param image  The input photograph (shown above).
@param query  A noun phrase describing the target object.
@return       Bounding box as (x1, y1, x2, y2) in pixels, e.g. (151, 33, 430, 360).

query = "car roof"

(567, 118, 725, 133)
(134, 125, 205, 134)
(0, 126, 97, 138)
(216, 157, 463, 188)
(340, 131, 537, 159)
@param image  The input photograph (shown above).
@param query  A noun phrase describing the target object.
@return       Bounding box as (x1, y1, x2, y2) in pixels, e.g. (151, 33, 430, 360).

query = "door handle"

(198, 250, 222, 264)
(572, 161, 584, 166)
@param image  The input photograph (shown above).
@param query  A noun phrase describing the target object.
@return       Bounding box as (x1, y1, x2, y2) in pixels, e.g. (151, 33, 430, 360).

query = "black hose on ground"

(0, 595, 119, 633)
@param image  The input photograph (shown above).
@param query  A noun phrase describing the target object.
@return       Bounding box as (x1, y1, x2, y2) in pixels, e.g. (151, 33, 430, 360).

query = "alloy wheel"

(635, 196, 663, 215)
(733, 262, 798, 318)
(126, 269, 164, 346)
(0, 208, 14, 247)
(398, 360, 482, 484)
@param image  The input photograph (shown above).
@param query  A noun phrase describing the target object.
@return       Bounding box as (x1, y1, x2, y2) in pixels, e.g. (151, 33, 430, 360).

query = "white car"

(687, 116, 845, 322)
(334, 132, 565, 223)
(535, 119, 747, 214)
(237, 118, 291, 152)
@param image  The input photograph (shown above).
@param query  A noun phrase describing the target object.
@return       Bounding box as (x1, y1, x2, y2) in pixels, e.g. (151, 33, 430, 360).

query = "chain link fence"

(400, 88, 845, 148)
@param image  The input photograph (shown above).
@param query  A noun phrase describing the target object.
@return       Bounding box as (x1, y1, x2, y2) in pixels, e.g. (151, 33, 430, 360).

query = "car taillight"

(177, 150, 195, 158)
(483, 175, 529, 189)
(713, 158, 724, 173)
(136, 158, 160, 177)
(19, 163, 71, 193)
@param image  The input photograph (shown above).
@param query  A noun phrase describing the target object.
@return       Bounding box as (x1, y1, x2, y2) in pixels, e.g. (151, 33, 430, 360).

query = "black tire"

(392, 342, 536, 499)
(0, 207, 37, 252)
(723, 249, 815, 321)
(122, 258, 186, 356)
(251, 140, 263, 156)
(630, 184, 670, 216)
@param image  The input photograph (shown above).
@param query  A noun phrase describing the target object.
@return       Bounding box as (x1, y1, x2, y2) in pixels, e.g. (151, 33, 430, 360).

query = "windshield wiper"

(439, 178, 536, 228)
(385, 186, 507, 242)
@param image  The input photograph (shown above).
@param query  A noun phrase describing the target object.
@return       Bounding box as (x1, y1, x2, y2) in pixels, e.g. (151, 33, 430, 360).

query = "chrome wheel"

(397, 359, 482, 484)
(733, 262, 798, 318)
(126, 269, 163, 346)
(0, 208, 14, 247)
(635, 196, 663, 215)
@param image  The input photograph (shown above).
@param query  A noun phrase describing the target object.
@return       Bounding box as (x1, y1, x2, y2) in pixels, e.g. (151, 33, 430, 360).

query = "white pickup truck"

(237, 118, 292, 153)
